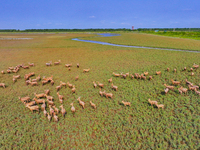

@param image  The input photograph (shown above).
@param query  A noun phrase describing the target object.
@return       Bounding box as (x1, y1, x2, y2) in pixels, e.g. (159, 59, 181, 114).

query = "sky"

(0, 0, 200, 30)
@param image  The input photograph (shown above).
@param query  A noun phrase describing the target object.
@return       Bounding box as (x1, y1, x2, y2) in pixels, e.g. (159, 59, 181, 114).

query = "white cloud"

(89, 16, 96, 18)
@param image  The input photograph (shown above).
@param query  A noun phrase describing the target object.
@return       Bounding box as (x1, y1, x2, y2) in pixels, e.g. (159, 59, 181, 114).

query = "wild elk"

(13, 78, 17, 83)
(60, 81, 67, 88)
(148, 99, 157, 106)
(75, 75, 79, 81)
(112, 72, 120, 77)
(53, 106, 59, 114)
(171, 79, 181, 85)
(164, 84, 174, 91)
(156, 71, 161, 75)
(164, 88, 169, 94)
(72, 85, 76, 93)
(26, 105, 39, 113)
(166, 68, 170, 72)
(108, 78, 112, 83)
(60, 105, 66, 117)
(33, 98, 45, 104)
(57, 92, 64, 100)
(34, 93, 46, 99)
(149, 76, 152, 81)
(193, 63, 199, 69)
(1, 70, 5, 74)
(104, 92, 113, 99)
(77, 63, 79, 68)
(83, 68, 90, 73)
(178, 86, 188, 94)
(111, 83, 118, 91)
(194, 88, 200, 96)
(24, 101, 36, 107)
(51, 80, 54, 86)
(130, 74, 134, 79)
(19, 96, 30, 103)
(54, 60, 61, 65)
(77, 97, 85, 109)
(65, 63, 72, 67)
(141, 74, 146, 80)
(24, 72, 35, 80)
(22, 65, 29, 69)
(13, 75, 20, 79)
(53, 113, 59, 122)
(49, 105, 54, 116)
(56, 85, 62, 91)
(144, 72, 149, 76)
(41, 101, 46, 111)
(42, 80, 49, 85)
(155, 103, 164, 109)
(44, 89, 50, 95)
(47, 113, 51, 122)
(121, 101, 131, 106)
(28, 81, 38, 86)
(188, 85, 197, 91)
(90, 101, 96, 109)
(46, 61, 52, 66)
(43, 109, 47, 117)
(97, 82, 104, 88)
(70, 103, 75, 116)
(185, 79, 193, 86)
(120, 73, 127, 79)
(174, 69, 177, 73)
(67, 82, 73, 88)
(93, 81, 97, 88)
(99, 89, 103, 97)
(47, 99, 54, 106)
(7, 69, 12, 73)
(45, 95, 53, 101)
(28, 62, 35, 67)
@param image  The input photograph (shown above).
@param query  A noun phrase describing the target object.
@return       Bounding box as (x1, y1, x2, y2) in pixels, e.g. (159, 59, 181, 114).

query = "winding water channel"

(72, 33, 200, 53)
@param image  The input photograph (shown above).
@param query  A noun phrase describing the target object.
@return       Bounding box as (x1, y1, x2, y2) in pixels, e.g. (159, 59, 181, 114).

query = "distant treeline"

(1, 28, 200, 32)
(0, 28, 131, 32)
(137, 28, 200, 32)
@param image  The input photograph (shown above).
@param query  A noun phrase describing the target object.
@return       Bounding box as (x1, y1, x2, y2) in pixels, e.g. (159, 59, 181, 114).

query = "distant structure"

(132, 26, 134, 30)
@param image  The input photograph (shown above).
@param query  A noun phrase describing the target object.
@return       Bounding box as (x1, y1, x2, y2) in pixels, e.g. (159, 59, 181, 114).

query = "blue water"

(72, 33, 200, 53)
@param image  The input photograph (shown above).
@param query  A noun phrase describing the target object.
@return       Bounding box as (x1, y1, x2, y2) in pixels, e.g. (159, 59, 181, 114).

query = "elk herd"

(0, 61, 200, 122)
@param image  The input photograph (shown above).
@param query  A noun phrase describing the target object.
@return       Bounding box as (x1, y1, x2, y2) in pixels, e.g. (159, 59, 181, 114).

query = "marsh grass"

(0, 32, 199, 149)
(82, 32, 200, 51)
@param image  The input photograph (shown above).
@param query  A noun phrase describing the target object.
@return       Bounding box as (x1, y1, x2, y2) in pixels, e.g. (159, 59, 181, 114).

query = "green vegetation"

(137, 28, 200, 32)
(0, 32, 199, 149)
(139, 30, 200, 40)
(82, 32, 200, 51)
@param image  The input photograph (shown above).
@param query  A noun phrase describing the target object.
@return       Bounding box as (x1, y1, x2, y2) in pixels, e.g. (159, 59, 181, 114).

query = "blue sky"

(0, 0, 199, 30)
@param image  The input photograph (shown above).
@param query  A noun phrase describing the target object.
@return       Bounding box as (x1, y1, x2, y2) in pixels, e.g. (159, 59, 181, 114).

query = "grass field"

(0, 32, 199, 149)
(82, 32, 200, 51)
